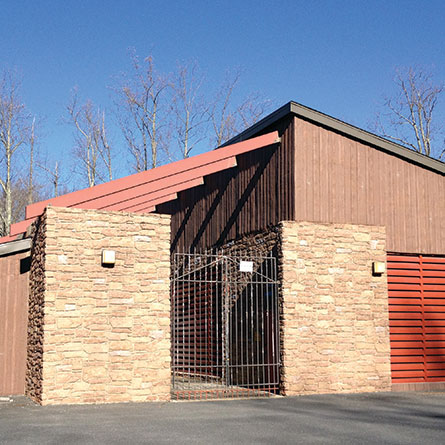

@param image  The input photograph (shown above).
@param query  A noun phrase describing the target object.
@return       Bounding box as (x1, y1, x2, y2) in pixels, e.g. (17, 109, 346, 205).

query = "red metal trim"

(68, 158, 233, 212)
(131, 193, 178, 212)
(101, 178, 204, 212)
(7, 131, 278, 241)
(9, 218, 37, 237)
(25, 132, 278, 219)
(0, 234, 18, 244)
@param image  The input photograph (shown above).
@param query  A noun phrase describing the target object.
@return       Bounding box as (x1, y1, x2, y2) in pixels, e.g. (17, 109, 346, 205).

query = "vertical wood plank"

(0, 251, 29, 396)
(166, 115, 444, 255)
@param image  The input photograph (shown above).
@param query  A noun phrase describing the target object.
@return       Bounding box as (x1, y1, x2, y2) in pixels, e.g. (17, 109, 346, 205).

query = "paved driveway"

(0, 392, 444, 444)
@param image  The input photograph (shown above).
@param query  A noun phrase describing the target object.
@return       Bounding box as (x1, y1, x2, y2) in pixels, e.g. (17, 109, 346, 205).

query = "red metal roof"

(0, 234, 19, 244)
(0, 131, 279, 243)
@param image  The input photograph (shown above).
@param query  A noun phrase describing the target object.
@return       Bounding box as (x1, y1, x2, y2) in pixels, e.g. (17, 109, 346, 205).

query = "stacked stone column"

(279, 221, 391, 395)
(27, 207, 171, 405)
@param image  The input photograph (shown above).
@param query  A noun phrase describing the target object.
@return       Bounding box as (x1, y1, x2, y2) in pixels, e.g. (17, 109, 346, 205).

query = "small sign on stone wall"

(239, 261, 253, 273)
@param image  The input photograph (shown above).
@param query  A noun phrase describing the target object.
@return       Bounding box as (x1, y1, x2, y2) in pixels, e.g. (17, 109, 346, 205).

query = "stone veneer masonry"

(26, 206, 171, 405)
(26, 212, 46, 402)
(25, 209, 392, 404)
(279, 221, 391, 395)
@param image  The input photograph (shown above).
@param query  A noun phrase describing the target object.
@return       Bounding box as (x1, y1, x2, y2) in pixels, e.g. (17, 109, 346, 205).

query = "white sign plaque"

(239, 261, 253, 273)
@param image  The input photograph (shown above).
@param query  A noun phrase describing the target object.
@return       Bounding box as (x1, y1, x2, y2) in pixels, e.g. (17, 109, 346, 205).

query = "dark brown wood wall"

(0, 251, 29, 396)
(293, 116, 445, 254)
(163, 114, 444, 255)
(160, 117, 295, 252)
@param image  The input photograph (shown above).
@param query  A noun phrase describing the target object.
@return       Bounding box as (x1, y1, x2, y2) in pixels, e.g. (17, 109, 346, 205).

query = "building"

(1, 101, 444, 405)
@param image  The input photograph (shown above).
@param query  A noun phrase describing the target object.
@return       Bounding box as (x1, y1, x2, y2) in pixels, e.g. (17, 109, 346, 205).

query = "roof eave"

(223, 101, 445, 175)
(0, 238, 31, 257)
(289, 102, 445, 175)
(221, 102, 292, 147)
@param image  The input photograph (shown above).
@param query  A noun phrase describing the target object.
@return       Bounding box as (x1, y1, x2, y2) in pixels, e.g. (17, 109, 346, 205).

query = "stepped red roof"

(0, 131, 279, 244)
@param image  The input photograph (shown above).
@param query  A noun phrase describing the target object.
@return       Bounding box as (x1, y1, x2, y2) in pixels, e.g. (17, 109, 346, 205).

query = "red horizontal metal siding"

(388, 254, 445, 383)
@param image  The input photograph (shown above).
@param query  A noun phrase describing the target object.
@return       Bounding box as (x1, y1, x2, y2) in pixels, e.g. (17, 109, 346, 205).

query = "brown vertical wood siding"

(293, 117, 445, 255)
(161, 117, 295, 252)
(163, 114, 444, 255)
(0, 251, 29, 396)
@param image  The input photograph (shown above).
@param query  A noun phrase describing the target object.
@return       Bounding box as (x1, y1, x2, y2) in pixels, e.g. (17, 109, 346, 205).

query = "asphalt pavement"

(1, 392, 444, 444)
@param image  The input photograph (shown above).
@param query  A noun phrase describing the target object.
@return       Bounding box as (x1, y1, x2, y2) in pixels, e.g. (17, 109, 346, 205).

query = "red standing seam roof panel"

(0, 233, 19, 244)
(4, 131, 279, 240)
(111, 178, 204, 212)
(9, 219, 37, 237)
(74, 158, 235, 212)
(25, 132, 278, 219)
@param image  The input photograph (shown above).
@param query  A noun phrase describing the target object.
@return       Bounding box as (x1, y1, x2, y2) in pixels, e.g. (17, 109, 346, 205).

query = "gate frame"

(171, 249, 281, 400)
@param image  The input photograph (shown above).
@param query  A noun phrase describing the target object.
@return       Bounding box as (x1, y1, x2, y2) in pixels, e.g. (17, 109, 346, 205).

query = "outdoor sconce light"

(101, 250, 115, 267)
(372, 261, 386, 275)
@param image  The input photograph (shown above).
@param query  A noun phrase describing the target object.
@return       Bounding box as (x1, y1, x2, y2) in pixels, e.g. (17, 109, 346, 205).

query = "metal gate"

(171, 250, 280, 400)
(388, 254, 445, 383)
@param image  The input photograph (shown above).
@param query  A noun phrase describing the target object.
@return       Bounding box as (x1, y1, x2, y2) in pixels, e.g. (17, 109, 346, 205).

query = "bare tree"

(9, 179, 34, 226)
(114, 51, 170, 171)
(37, 159, 61, 198)
(375, 66, 444, 160)
(28, 117, 36, 205)
(237, 92, 270, 130)
(171, 61, 209, 158)
(210, 70, 241, 147)
(114, 57, 271, 164)
(67, 91, 113, 187)
(0, 70, 32, 236)
(209, 69, 271, 147)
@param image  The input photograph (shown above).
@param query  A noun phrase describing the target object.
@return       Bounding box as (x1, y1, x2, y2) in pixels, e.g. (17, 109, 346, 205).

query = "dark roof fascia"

(0, 238, 31, 257)
(220, 102, 292, 146)
(222, 101, 445, 176)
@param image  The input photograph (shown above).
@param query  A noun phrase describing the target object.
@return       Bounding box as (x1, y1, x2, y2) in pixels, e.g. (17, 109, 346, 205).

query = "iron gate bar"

(225, 256, 276, 283)
(171, 250, 280, 400)
(174, 257, 226, 281)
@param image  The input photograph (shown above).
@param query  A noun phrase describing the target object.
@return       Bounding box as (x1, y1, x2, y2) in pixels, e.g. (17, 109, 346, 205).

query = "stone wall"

(26, 214, 46, 403)
(279, 221, 391, 395)
(24, 209, 392, 403)
(28, 206, 171, 405)
(218, 227, 280, 258)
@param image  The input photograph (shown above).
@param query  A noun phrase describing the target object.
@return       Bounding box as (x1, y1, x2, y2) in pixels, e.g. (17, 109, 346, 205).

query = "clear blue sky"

(1, 0, 444, 182)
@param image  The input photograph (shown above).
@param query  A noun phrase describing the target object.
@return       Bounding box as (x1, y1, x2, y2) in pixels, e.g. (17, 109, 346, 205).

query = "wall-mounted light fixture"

(372, 261, 386, 275)
(101, 250, 115, 267)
